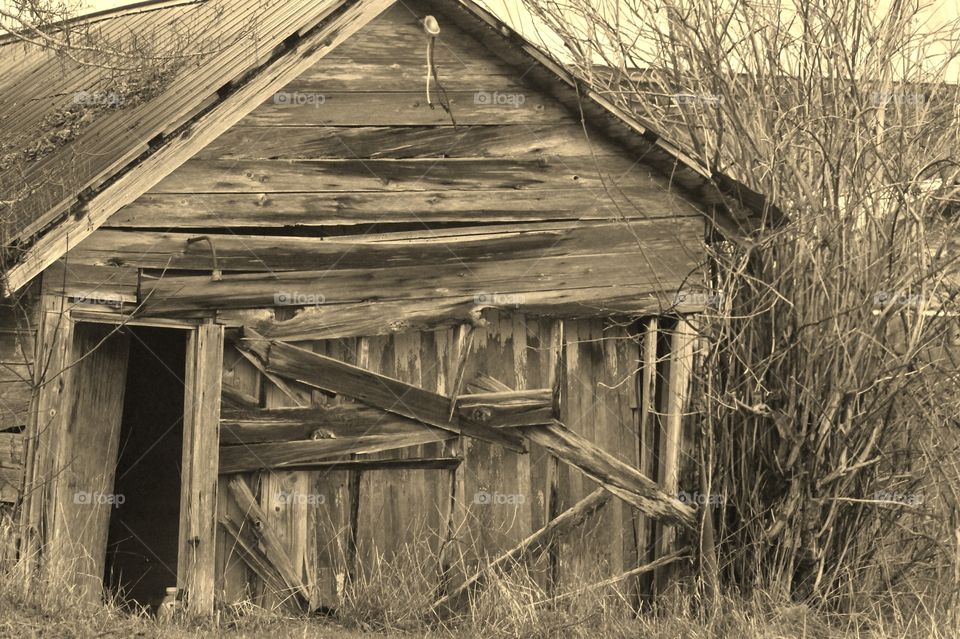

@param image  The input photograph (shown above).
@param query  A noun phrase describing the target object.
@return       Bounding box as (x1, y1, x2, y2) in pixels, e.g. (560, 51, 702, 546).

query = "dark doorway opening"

(104, 326, 187, 611)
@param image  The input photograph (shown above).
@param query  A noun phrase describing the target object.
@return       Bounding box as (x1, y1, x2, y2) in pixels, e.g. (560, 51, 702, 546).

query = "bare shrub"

(513, 0, 960, 617)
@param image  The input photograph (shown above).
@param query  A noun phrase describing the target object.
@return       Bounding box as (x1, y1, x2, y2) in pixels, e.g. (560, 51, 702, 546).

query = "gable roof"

(0, 0, 760, 297)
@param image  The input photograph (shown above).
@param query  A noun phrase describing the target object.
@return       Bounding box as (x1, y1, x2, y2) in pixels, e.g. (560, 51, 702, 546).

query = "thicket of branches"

(515, 0, 960, 613)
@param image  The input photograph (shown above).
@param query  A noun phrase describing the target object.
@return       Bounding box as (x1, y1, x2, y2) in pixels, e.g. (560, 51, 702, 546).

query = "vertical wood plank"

(20, 293, 73, 578)
(636, 317, 659, 604)
(653, 318, 695, 596)
(216, 347, 261, 604)
(179, 322, 223, 615)
(52, 324, 130, 603)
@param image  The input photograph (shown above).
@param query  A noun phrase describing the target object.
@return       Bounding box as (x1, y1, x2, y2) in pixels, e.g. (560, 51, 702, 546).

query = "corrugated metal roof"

(0, 0, 339, 251)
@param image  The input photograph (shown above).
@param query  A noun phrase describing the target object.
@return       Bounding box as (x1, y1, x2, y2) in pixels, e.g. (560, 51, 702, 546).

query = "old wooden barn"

(0, 0, 745, 615)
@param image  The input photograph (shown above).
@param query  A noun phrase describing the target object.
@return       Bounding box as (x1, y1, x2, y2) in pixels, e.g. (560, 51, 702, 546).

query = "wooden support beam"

(236, 337, 526, 452)
(518, 421, 695, 529)
(431, 487, 610, 611)
(226, 477, 309, 610)
(178, 323, 223, 615)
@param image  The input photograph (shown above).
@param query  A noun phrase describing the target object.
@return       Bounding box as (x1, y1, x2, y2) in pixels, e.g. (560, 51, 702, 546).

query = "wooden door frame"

(21, 296, 223, 615)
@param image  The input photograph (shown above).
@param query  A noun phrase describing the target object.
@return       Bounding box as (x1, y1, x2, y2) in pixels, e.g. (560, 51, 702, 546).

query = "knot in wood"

(469, 406, 493, 423)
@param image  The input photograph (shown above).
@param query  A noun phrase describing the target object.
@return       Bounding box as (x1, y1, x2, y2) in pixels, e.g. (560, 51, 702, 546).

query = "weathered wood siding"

(215, 312, 690, 607)
(50, 1, 704, 324)
(0, 284, 38, 503)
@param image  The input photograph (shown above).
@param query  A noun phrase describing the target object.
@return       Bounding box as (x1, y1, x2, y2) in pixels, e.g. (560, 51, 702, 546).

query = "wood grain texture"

(178, 323, 224, 614)
(149, 156, 660, 194)
(108, 188, 700, 228)
(71, 221, 698, 273)
(222, 287, 703, 343)
(245, 90, 570, 126)
(219, 425, 453, 473)
(519, 421, 695, 529)
(195, 124, 616, 160)
(236, 338, 525, 451)
(3, 0, 397, 295)
(47, 323, 130, 603)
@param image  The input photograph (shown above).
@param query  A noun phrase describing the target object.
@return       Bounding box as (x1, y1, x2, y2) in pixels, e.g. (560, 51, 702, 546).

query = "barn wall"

(216, 311, 688, 608)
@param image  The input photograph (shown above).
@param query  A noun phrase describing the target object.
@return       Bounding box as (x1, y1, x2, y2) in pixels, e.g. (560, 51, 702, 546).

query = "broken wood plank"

(68, 220, 696, 273)
(222, 287, 700, 342)
(456, 389, 554, 427)
(218, 516, 298, 611)
(220, 404, 438, 445)
(219, 426, 453, 474)
(140, 251, 700, 315)
(518, 421, 696, 529)
(108, 187, 700, 228)
(431, 487, 610, 611)
(227, 477, 309, 609)
(220, 390, 552, 445)
(236, 338, 526, 452)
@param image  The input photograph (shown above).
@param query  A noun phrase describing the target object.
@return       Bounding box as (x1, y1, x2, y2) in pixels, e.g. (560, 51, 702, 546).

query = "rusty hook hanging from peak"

(186, 235, 222, 281)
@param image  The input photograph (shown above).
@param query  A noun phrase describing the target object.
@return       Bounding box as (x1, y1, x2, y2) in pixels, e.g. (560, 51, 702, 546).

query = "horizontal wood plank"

(140, 247, 703, 314)
(195, 125, 611, 160)
(220, 389, 552, 445)
(70, 220, 700, 272)
(149, 157, 662, 194)
(220, 404, 448, 445)
(244, 91, 569, 126)
(217, 287, 702, 341)
(219, 428, 454, 473)
(108, 187, 701, 228)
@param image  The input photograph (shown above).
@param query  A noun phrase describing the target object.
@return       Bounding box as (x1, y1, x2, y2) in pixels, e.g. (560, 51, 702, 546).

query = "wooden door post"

(179, 322, 224, 615)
